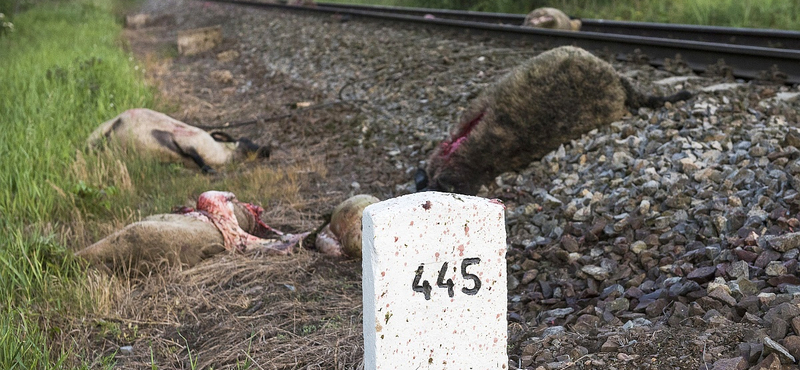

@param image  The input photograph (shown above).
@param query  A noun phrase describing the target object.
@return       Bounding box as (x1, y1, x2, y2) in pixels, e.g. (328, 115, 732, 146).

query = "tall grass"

(323, 0, 800, 30)
(0, 1, 323, 366)
(0, 0, 155, 367)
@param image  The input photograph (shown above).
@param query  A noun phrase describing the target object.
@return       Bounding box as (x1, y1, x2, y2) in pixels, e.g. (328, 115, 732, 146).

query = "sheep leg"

(152, 129, 216, 173)
(179, 146, 216, 174)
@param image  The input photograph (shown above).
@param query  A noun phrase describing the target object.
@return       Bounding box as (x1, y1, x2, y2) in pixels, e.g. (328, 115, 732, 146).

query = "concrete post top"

(363, 191, 505, 221)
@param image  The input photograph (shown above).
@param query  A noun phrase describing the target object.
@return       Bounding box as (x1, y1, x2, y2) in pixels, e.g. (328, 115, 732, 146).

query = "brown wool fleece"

(424, 46, 692, 195)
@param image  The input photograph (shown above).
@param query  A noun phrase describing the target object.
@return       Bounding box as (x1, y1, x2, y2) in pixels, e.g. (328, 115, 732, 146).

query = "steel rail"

(211, 0, 800, 84)
(315, 2, 800, 50)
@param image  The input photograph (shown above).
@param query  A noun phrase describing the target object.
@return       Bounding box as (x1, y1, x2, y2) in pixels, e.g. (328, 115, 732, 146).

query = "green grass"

(0, 0, 155, 367)
(0, 1, 315, 366)
(322, 0, 800, 30)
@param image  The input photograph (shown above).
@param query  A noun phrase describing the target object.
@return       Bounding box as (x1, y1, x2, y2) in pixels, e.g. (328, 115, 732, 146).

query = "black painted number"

(411, 258, 481, 300)
(436, 262, 455, 298)
(412, 265, 432, 300)
(461, 258, 481, 295)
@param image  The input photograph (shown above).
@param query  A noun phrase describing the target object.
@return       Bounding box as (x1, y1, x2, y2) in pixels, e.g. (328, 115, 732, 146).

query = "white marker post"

(362, 192, 508, 370)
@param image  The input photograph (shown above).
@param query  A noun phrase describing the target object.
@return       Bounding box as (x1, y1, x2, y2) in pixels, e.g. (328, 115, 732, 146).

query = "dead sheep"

(417, 46, 692, 195)
(315, 194, 380, 259)
(87, 108, 270, 173)
(285, 0, 316, 6)
(75, 191, 305, 274)
(522, 7, 581, 31)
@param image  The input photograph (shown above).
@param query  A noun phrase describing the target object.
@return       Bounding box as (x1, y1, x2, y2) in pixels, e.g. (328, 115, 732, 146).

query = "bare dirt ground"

(72, 1, 800, 369)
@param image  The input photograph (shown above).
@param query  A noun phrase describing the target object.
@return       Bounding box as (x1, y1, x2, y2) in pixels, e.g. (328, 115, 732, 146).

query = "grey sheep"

(418, 46, 692, 195)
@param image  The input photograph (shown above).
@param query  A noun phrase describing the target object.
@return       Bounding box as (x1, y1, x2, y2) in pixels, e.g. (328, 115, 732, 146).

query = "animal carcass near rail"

(75, 191, 306, 273)
(417, 46, 692, 195)
(523, 7, 581, 31)
(87, 108, 269, 173)
(315, 194, 380, 259)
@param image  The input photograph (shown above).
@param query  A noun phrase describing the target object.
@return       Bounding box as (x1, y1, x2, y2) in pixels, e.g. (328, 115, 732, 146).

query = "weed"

(301, 324, 318, 335)
(179, 331, 200, 370)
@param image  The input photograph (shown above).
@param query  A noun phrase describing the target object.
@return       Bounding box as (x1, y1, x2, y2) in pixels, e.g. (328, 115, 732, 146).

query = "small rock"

(764, 336, 796, 363)
(545, 361, 567, 370)
(669, 301, 690, 326)
(669, 280, 701, 297)
(600, 284, 625, 299)
(616, 353, 638, 361)
(698, 296, 724, 312)
(607, 297, 630, 312)
(709, 287, 738, 306)
(622, 317, 652, 330)
(766, 261, 788, 276)
(748, 343, 765, 364)
(728, 260, 750, 280)
(743, 312, 762, 324)
(762, 232, 800, 252)
(582, 265, 610, 280)
(178, 25, 222, 56)
(709, 314, 734, 327)
(520, 269, 538, 285)
(782, 335, 800, 360)
(756, 250, 782, 269)
(791, 316, 800, 336)
(569, 346, 589, 360)
(769, 275, 800, 286)
(770, 92, 800, 103)
(573, 314, 601, 333)
(701, 83, 744, 92)
(573, 207, 592, 221)
(735, 248, 758, 263)
(216, 49, 240, 63)
(771, 318, 789, 340)
(645, 298, 668, 318)
(711, 356, 747, 370)
(759, 292, 777, 306)
(708, 278, 732, 294)
(600, 337, 620, 352)
(541, 326, 566, 338)
(687, 266, 717, 283)
(737, 278, 759, 296)
(541, 308, 574, 319)
(561, 234, 579, 252)
(630, 240, 648, 254)
(751, 353, 781, 370)
(736, 295, 760, 315)
(508, 274, 520, 290)
(210, 70, 233, 84)
(764, 302, 800, 326)
(689, 302, 706, 317)
(119, 345, 133, 355)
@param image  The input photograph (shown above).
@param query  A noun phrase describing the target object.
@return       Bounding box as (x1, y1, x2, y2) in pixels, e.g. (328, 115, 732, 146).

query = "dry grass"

(73, 251, 364, 369)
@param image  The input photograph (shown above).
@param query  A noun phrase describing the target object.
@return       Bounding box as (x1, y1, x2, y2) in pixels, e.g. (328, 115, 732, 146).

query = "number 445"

(412, 258, 481, 300)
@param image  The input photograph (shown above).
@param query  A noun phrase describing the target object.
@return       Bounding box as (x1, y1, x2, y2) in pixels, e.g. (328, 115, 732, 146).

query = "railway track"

(211, 0, 800, 84)
(315, 2, 800, 50)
